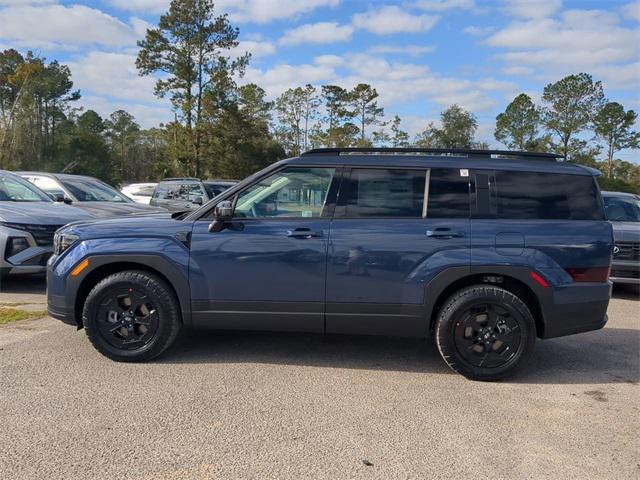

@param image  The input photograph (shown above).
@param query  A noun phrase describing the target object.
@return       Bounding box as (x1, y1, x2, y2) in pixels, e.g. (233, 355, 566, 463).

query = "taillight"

(565, 267, 610, 283)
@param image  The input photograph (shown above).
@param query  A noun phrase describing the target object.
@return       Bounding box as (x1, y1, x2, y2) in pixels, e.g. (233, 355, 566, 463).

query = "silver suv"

(0, 171, 92, 276)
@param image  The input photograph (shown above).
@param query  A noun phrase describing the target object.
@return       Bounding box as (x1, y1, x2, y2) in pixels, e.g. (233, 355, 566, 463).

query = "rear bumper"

(610, 259, 640, 285)
(541, 282, 611, 338)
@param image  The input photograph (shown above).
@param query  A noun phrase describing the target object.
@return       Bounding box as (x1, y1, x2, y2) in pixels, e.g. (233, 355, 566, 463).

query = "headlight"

(53, 232, 79, 255)
(6, 237, 30, 257)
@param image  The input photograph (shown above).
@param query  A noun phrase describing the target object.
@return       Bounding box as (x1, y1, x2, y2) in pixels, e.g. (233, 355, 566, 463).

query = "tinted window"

(234, 167, 335, 218)
(342, 169, 426, 218)
(427, 169, 470, 218)
(60, 177, 129, 203)
(495, 171, 603, 220)
(603, 195, 640, 222)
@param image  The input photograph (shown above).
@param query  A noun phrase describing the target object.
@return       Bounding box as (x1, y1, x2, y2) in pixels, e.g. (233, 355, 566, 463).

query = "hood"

(0, 201, 94, 225)
(70, 202, 166, 218)
(61, 214, 193, 240)
(610, 221, 640, 243)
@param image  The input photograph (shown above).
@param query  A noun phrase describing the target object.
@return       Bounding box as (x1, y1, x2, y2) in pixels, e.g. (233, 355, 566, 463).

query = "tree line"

(0, 0, 638, 192)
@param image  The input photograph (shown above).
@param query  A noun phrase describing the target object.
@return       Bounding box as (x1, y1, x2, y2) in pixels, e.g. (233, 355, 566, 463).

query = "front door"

(189, 166, 339, 332)
(325, 167, 471, 336)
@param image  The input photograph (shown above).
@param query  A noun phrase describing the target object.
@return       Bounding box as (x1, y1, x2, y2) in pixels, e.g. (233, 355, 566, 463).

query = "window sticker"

(460, 169, 469, 177)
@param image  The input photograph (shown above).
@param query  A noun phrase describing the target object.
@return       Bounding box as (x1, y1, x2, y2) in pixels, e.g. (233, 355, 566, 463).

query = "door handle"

(427, 228, 465, 239)
(286, 228, 323, 239)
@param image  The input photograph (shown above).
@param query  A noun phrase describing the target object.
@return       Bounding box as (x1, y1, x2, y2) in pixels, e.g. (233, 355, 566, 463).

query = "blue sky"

(0, 0, 638, 159)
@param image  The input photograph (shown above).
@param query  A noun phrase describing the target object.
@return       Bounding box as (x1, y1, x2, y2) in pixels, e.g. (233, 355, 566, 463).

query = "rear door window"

(494, 171, 603, 220)
(426, 169, 470, 218)
(341, 169, 426, 218)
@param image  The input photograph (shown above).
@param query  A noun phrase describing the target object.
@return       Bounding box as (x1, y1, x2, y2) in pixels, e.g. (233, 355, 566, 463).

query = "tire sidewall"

(83, 272, 179, 362)
(436, 286, 536, 381)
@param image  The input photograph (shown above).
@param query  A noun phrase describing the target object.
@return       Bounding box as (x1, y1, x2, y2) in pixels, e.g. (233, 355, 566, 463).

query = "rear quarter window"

(494, 171, 603, 220)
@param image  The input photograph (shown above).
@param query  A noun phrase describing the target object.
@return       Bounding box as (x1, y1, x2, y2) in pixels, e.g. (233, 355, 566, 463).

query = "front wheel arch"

(74, 261, 185, 328)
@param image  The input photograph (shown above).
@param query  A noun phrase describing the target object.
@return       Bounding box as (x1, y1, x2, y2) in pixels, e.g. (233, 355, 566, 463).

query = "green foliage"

(322, 85, 357, 147)
(136, 0, 248, 176)
(593, 102, 639, 177)
(416, 105, 478, 148)
(541, 73, 605, 160)
(350, 83, 384, 143)
(495, 93, 546, 150)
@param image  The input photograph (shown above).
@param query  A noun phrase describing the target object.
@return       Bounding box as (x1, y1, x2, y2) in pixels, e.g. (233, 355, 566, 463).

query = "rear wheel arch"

(426, 268, 546, 338)
(74, 260, 187, 327)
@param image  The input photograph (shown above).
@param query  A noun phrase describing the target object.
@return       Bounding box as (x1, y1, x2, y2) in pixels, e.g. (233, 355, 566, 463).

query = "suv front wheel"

(82, 270, 181, 362)
(435, 285, 536, 381)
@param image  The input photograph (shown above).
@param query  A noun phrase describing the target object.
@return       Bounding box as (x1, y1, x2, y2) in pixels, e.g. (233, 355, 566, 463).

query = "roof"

(285, 148, 597, 176)
(15, 171, 98, 181)
(602, 190, 640, 198)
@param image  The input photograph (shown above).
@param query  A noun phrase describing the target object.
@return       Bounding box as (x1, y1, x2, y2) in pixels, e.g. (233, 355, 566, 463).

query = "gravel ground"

(0, 277, 638, 480)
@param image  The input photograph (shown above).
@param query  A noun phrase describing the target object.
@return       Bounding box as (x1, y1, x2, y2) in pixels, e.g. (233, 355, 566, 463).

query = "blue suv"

(47, 148, 613, 381)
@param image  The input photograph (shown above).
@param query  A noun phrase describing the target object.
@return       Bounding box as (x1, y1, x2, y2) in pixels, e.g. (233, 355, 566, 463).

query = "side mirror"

(52, 193, 72, 204)
(208, 200, 233, 233)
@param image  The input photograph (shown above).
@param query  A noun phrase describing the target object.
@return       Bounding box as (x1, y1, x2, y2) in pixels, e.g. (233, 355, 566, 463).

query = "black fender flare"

(67, 254, 191, 326)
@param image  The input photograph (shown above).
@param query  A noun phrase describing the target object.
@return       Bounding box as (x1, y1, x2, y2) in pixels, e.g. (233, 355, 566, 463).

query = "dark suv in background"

(150, 178, 237, 212)
(603, 191, 640, 284)
(47, 148, 612, 381)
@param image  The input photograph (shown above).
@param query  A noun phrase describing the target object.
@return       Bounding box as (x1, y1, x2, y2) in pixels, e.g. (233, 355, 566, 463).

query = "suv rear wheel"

(435, 285, 536, 381)
(82, 270, 181, 362)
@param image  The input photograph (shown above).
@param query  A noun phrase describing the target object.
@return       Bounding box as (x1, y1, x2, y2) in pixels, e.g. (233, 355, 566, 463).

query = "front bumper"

(0, 226, 53, 275)
(610, 259, 640, 285)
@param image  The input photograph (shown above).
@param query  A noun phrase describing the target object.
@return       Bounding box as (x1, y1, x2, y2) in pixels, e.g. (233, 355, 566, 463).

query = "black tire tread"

(435, 285, 535, 381)
(83, 270, 181, 362)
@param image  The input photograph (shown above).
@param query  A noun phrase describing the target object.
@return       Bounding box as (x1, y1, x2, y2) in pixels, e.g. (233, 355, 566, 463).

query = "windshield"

(60, 177, 130, 203)
(604, 195, 640, 222)
(0, 174, 52, 202)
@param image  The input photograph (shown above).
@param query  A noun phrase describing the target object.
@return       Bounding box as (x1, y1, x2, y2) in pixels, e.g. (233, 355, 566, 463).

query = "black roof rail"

(301, 147, 564, 160)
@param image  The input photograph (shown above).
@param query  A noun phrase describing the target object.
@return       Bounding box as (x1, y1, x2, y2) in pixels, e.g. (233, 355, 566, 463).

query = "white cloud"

(463, 25, 495, 36)
(0, 0, 55, 4)
(502, 0, 562, 19)
(622, 1, 640, 21)
(369, 44, 436, 56)
(107, 0, 340, 23)
(413, 0, 475, 11)
(0, 4, 137, 49)
(231, 40, 277, 59)
(486, 9, 639, 83)
(352, 6, 440, 35)
(67, 51, 160, 104)
(242, 53, 515, 114)
(130, 16, 153, 37)
(279, 22, 354, 46)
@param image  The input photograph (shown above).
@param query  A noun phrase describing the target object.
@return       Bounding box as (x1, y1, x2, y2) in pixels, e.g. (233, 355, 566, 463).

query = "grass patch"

(0, 307, 48, 325)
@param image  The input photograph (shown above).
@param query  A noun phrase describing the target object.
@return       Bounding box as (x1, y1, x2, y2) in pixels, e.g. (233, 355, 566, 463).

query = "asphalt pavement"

(0, 277, 638, 479)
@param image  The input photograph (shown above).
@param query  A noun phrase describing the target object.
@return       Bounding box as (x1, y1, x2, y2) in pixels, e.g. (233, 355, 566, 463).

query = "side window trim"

(422, 169, 431, 219)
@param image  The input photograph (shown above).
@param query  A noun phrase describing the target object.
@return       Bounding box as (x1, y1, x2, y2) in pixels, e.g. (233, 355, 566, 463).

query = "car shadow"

(612, 284, 640, 301)
(0, 274, 46, 295)
(160, 326, 639, 385)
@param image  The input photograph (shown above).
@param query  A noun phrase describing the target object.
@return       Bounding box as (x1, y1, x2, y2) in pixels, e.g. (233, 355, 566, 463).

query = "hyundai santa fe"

(46, 148, 613, 381)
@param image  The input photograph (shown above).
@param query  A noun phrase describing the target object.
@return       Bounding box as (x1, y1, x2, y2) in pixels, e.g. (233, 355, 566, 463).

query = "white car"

(121, 183, 157, 205)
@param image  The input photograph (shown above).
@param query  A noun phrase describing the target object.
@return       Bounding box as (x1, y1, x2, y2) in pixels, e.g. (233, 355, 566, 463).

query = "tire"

(82, 270, 181, 362)
(435, 285, 536, 381)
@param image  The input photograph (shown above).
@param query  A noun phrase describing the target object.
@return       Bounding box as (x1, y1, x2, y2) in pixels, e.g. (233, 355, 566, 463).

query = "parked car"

(150, 178, 237, 212)
(121, 183, 157, 205)
(17, 172, 164, 217)
(0, 170, 93, 276)
(602, 191, 640, 284)
(47, 148, 612, 381)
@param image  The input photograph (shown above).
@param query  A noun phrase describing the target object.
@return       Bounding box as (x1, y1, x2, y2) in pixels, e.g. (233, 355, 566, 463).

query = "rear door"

(325, 167, 471, 336)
